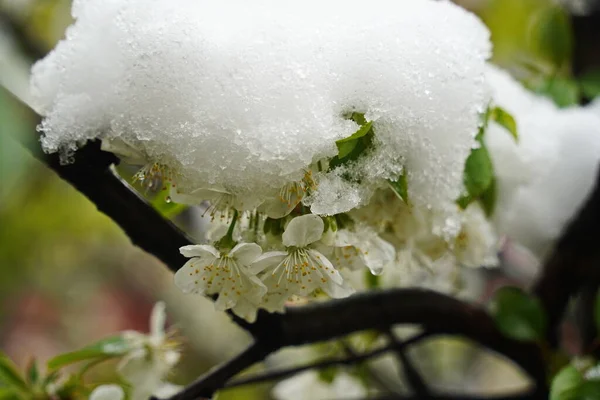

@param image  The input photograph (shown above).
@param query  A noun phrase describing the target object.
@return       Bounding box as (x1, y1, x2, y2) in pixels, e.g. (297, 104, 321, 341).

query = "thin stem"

(226, 209, 239, 240)
(223, 332, 430, 390)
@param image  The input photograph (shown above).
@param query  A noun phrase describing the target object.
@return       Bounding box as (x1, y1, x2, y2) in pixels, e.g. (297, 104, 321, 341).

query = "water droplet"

(165, 196, 172, 203)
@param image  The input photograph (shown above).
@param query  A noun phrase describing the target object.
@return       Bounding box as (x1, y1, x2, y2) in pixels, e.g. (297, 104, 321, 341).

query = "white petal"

(361, 236, 396, 275)
(150, 301, 166, 341)
(261, 197, 296, 219)
(309, 249, 343, 285)
(282, 214, 324, 248)
(229, 243, 262, 265)
(232, 298, 260, 323)
(180, 245, 220, 259)
(174, 259, 213, 294)
(249, 251, 287, 275)
(323, 279, 355, 299)
(153, 382, 183, 399)
(90, 385, 125, 400)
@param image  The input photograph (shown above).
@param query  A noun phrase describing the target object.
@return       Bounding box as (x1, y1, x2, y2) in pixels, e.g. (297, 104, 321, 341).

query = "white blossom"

(89, 385, 125, 400)
(272, 371, 366, 400)
(250, 215, 352, 312)
(118, 302, 181, 400)
(174, 243, 267, 319)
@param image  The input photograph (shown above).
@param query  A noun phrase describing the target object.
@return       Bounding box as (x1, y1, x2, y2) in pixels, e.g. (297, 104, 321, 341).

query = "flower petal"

(249, 251, 287, 275)
(174, 259, 213, 294)
(149, 301, 166, 341)
(90, 385, 125, 400)
(229, 243, 262, 265)
(282, 214, 324, 248)
(179, 244, 220, 259)
(308, 249, 343, 285)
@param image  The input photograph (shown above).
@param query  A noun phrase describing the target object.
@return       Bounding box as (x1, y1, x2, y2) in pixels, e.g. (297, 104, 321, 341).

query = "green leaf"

(151, 193, 186, 218)
(528, 6, 573, 69)
(550, 365, 584, 400)
(336, 121, 373, 159)
(489, 287, 547, 342)
(463, 141, 494, 199)
(26, 360, 39, 386)
(479, 177, 497, 217)
(490, 107, 518, 142)
(47, 336, 131, 370)
(0, 353, 27, 393)
(388, 171, 408, 204)
(364, 269, 380, 289)
(0, 388, 20, 400)
(531, 77, 580, 108)
(317, 367, 338, 384)
(574, 381, 600, 399)
(579, 70, 600, 99)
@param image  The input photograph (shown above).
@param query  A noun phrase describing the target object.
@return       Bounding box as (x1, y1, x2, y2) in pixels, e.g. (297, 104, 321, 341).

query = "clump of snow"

(485, 65, 600, 259)
(31, 0, 491, 214)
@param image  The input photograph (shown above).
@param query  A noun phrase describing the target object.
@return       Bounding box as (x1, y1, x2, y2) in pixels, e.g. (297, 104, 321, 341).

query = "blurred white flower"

(174, 243, 267, 318)
(454, 204, 499, 268)
(317, 226, 395, 275)
(272, 371, 366, 400)
(251, 215, 352, 312)
(89, 385, 125, 400)
(118, 302, 180, 398)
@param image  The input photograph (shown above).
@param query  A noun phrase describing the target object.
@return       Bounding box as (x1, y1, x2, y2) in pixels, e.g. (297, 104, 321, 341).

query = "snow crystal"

(485, 65, 600, 259)
(31, 0, 491, 211)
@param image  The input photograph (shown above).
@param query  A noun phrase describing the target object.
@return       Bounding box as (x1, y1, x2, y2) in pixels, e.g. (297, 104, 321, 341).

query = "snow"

(31, 0, 491, 216)
(485, 65, 600, 259)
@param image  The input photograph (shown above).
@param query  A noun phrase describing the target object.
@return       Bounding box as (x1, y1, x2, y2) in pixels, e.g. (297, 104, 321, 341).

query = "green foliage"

(489, 287, 547, 342)
(330, 113, 374, 168)
(579, 70, 600, 100)
(490, 106, 518, 141)
(364, 269, 380, 289)
(388, 170, 408, 205)
(317, 367, 338, 384)
(151, 193, 186, 218)
(551, 365, 585, 400)
(527, 6, 573, 70)
(0, 353, 27, 394)
(594, 289, 600, 334)
(47, 335, 132, 370)
(530, 76, 580, 108)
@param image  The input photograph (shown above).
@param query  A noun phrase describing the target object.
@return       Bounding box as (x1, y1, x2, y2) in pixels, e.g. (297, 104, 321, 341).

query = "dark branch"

(532, 167, 600, 345)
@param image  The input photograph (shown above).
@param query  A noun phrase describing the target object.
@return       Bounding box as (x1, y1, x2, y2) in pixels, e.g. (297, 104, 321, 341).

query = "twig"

(385, 330, 430, 396)
(223, 332, 428, 391)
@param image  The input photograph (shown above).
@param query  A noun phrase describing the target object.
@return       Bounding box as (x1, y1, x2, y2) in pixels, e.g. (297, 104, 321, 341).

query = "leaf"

(317, 367, 338, 384)
(0, 353, 27, 393)
(531, 77, 580, 108)
(463, 141, 494, 199)
(26, 360, 39, 386)
(575, 381, 600, 399)
(47, 336, 131, 370)
(336, 121, 373, 159)
(579, 70, 600, 100)
(528, 6, 573, 68)
(550, 365, 584, 400)
(489, 287, 547, 342)
(364, 269, 380, 289)
(151, 194, 186, 218)
(388, 171, 408, 204)
(490, 107, 518, 142)
(479, 177, 497, 217)
(0, 388, 20, 400)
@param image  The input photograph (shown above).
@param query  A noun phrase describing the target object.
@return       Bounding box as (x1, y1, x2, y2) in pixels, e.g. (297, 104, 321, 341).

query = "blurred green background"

(0, 0, 592, 398)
